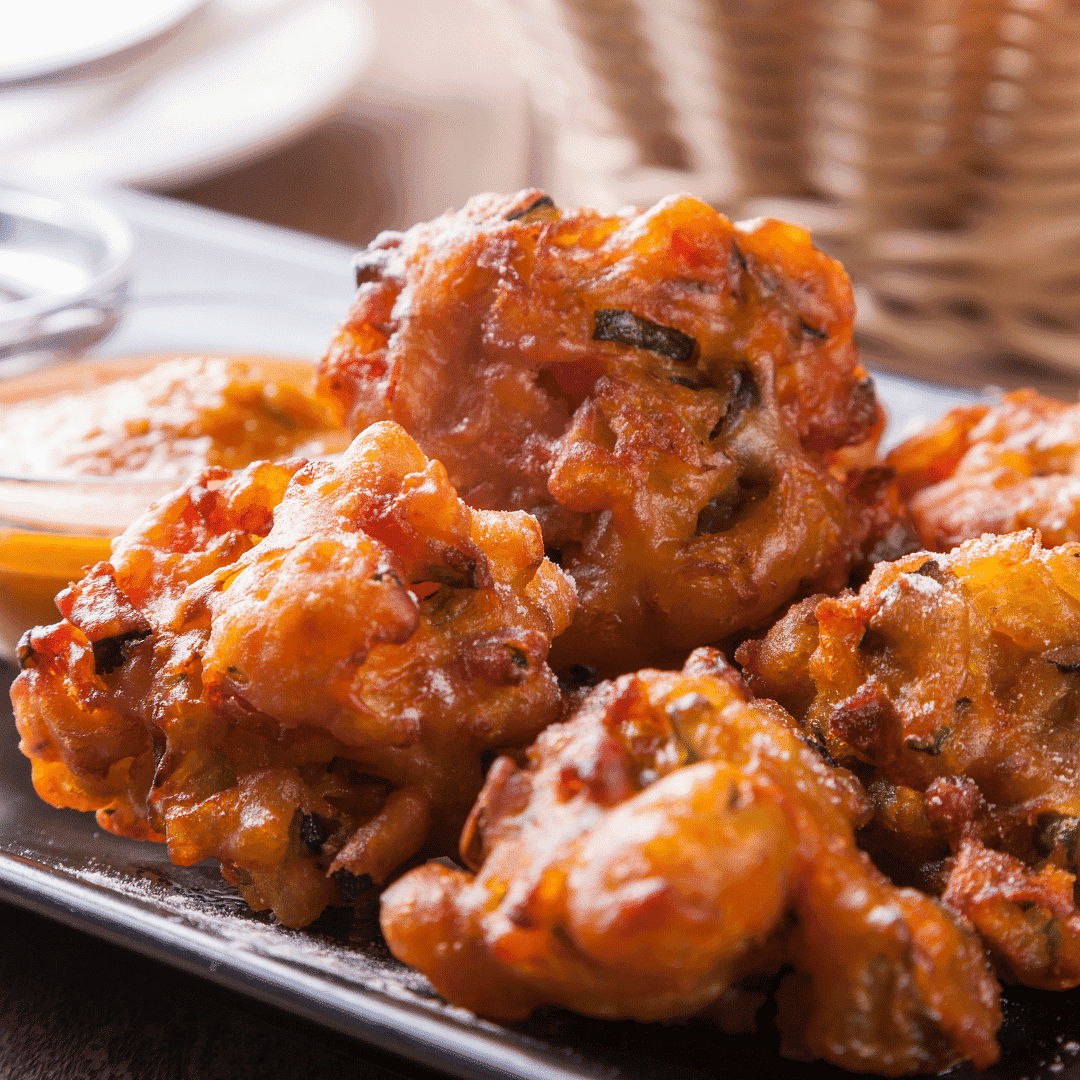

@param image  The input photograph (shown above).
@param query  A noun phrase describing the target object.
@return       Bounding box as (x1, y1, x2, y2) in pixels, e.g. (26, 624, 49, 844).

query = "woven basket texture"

(480, 0, 1080, 379)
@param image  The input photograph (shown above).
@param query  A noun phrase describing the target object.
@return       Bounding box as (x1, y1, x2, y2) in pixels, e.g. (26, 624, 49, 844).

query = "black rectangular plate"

(1, 188, 1079, 1080)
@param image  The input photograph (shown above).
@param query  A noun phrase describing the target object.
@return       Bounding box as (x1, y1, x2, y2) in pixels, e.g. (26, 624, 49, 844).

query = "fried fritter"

(887, 389, 1080, 550)
(380, 648, 1001, 1075)
(738, 531, 1080, 990)
(11, 421, 575, 927)
(320, 190, 899, 674)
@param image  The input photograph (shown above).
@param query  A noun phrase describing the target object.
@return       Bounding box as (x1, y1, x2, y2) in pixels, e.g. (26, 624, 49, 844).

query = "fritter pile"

(381, 648, 1001, 1075)
(887, 389, 1080, 550)
(11, 421, 575, 927)
(738, 531, 1080, 990)
(16, 188, 1073, 1075)
(320, 190, 902, 674)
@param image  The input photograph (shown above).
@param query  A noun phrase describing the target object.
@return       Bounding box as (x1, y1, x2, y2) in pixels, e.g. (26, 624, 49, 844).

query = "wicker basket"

(479, 0, 1080, 381)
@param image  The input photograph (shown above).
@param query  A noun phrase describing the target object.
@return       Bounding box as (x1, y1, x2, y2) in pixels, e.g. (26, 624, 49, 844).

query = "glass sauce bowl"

(0, 293, 346, 657)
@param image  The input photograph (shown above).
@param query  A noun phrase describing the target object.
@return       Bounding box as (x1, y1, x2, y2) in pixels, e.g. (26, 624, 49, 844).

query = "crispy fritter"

(738, 531, 1080, 990)
(380, 648, 1001, 1075)
(887, 389, 1080, 550)
(11, 421, 575, 927)
(319, 190, 900, 674)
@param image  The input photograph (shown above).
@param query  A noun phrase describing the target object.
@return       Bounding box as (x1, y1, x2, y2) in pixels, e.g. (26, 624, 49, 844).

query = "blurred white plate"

(1, 0, 376, 188)
(0, 0, 205, 84)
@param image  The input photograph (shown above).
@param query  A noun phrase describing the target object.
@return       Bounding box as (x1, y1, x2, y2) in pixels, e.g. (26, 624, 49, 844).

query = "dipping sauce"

(0, 355, 348, 655)
(0, 354, 346, 477)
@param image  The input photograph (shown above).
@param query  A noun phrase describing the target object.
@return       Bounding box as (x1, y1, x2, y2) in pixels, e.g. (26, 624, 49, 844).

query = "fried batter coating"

(738, 531, 1080, 990)
(887, 389, 1080, 550)
(11, 421, 575, 928)
(380, 648, 1000, 1075)
(320, 190, 897, 674)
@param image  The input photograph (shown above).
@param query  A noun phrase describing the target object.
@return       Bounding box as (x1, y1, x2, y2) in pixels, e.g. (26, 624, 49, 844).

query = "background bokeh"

(3, 0, 1079, 388)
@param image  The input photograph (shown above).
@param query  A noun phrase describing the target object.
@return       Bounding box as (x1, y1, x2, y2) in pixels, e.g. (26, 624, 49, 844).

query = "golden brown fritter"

(738, 531, 1080, 990)
(887, 389, 1080, 551)
(319, 190, 900, 675)
(380, 648, 1001, 1075)
(11, 421, 575, 928)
